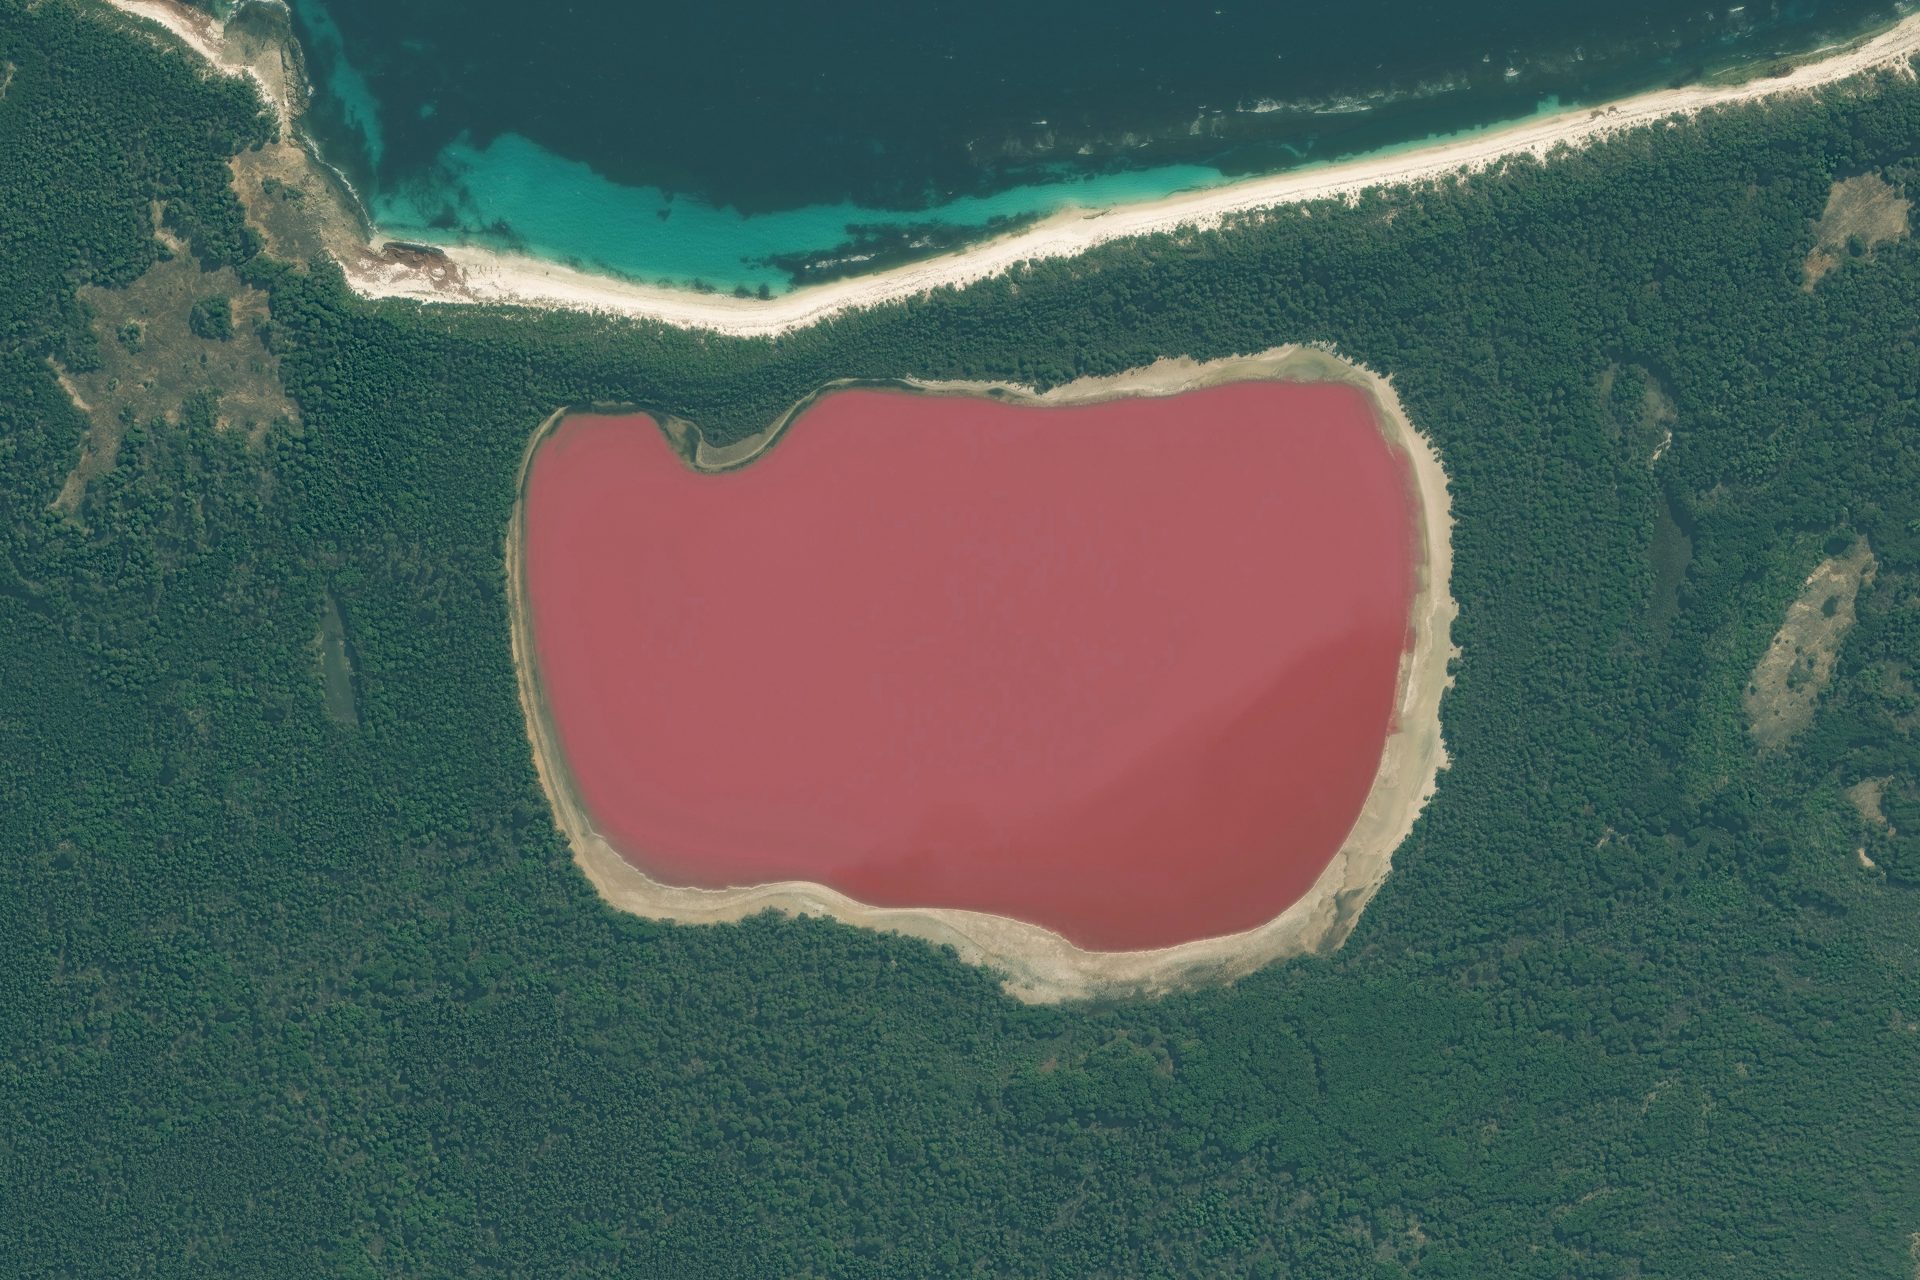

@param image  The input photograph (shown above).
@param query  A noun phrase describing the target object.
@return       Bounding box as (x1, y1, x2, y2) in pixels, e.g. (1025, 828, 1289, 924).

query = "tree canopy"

(3, 3, 1920, 1275)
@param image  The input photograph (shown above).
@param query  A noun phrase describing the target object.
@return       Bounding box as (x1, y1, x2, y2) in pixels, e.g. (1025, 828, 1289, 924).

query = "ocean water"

(375, 133, 1227, 294)
(289, 0, 1906, 292)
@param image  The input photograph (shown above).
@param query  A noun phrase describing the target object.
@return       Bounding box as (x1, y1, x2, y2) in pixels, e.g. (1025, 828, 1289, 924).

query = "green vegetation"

(1804, 170, 1911, 287)
(50, 239, 295, 512)
(188, 293, 232, 339)
(318, 592, 359, 727)
(4, 2, 1920, 1275)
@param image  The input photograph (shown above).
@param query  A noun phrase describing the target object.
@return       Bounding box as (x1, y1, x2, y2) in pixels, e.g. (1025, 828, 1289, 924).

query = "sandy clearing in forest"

(1849, 776, 1893, 831)
(1850, 776, 1891, 871)
(1745, 539, 1876, 752)
(103, 2, 1920, 337)
(505, 347, 1457, 1002)
(1803, 171, 1912, 288)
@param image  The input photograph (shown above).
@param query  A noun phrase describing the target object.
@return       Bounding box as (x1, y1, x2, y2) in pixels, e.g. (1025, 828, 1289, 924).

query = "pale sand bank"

(102, 2, 1920, 337)
(506, 347, 1458, 1003)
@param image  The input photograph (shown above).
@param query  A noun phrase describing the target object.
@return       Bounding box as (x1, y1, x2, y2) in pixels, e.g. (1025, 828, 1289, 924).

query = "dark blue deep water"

(287, 0, 1906, 291)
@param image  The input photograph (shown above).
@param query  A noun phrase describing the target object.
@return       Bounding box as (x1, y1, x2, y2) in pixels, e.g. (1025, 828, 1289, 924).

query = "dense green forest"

(4, 2, 1920, 1275)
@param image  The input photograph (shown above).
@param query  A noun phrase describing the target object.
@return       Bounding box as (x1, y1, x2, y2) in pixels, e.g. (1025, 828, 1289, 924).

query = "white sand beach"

(104, 0, 1920, 337)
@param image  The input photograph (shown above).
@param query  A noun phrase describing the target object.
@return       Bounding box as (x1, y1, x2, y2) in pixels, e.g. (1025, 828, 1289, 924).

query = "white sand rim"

(506, 347, 1458, 1003)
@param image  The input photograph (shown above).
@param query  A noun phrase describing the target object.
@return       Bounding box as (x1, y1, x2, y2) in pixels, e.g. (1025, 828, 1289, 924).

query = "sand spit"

(101, 0, 1920, 338)
(506, 347, 1458, 1002)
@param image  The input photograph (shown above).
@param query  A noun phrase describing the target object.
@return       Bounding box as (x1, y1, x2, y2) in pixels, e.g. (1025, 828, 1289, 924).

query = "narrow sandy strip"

(100, 0, 290, 128)
(339, 21, 1920, 332)
(506, 347, 1458, 1002)
(99, 0, 1920, 337)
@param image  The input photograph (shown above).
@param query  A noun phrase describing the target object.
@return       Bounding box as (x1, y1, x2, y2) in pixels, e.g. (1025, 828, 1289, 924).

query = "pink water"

(524, 383, 1417, 950)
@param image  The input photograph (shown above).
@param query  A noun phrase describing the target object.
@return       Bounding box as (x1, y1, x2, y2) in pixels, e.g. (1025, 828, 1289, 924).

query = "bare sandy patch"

(51, 229, 297, 512)
(1803, 172, 1911, 288)
(1745, 540, 1876, 751)
(217, 1, 379, 275)
(49, 363, 93, 416)
(506, 347, 1457, 1002)
(1849, 776, 1893, 870)
(229, 120, 372, 269)
(1849, 776, 1894, 831)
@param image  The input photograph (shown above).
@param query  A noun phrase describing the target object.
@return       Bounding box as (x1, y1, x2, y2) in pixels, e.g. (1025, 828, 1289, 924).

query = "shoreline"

(505, 347, 1459, 1003)
(103, 0, 291, 129)
(98, 0, 1920, 337)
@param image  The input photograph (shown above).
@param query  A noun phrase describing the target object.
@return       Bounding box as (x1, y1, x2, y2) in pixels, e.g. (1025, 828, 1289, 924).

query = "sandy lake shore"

(505, 348, 1458, 1003)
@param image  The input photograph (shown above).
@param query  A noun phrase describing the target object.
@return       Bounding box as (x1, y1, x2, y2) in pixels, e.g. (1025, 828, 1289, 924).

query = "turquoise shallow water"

(375, 134, 1228, 294)
(288, 0, 382, 171)
(370, 97, 1582, 294)
(291, 0, 1907, 294)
